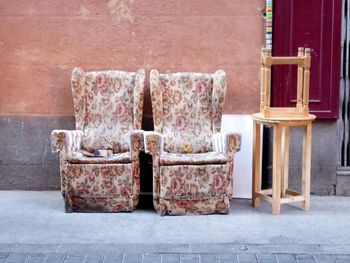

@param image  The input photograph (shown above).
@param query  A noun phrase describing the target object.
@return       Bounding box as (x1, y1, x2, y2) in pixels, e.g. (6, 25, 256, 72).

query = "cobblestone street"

(1, 252, 350, 263)
(1, 192, 350, 263)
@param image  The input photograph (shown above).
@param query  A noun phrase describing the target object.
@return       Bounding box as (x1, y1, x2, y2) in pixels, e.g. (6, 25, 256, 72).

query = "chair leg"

(281, 126, 290, 198)
(302, 123, 312, 211)
(252, 121, 261, 208)
(272, 124, 282, 215)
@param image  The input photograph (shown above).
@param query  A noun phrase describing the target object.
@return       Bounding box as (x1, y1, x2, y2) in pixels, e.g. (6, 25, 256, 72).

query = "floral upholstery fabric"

(150, 69, 226, 154)
(143, 131, 163, 212)
(212, 132, 242, 198)
(51, 130, 84, 155)
(51, 68, 145, 213)
(145, 69, 241, 215)
(71, 68, 145, 153)
(65, 196, 132, 212)
(159, 197, 229, 215)
(66, 151, 131, 164)
(160, 165, 229, 199)
(160, 152, 227, 165)
(212, 132, 242, 157)
(65, 164, 133, 197)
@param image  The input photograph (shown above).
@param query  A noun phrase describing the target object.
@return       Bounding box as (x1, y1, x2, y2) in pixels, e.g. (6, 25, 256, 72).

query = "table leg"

(252, 121, 261, 208)
(281, 126, 290, 197)
(272, 124, 282, 215)
(302, 123, 312, 211)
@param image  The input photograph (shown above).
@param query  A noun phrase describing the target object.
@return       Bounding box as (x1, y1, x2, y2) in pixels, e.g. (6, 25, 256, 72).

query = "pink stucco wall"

(0, 0, 264, 116)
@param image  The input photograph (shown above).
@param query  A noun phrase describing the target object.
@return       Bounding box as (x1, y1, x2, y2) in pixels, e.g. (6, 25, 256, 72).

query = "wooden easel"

(252, 47, 316, 215)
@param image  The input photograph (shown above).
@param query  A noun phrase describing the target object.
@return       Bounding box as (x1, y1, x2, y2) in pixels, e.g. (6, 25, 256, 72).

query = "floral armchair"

(145, 69, 241, 215)
(51, 68, 145, 212)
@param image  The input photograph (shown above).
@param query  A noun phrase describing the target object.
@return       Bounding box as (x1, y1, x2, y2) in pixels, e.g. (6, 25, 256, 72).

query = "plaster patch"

(107, 0, 134, 23)
(79, 5, 91, 17)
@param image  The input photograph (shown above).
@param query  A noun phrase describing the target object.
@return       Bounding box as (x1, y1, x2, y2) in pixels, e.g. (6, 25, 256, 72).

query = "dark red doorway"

(272, 0, 342, 119)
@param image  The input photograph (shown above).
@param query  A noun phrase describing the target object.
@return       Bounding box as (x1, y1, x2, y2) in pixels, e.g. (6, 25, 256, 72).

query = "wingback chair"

(145, 69, 241, 215)
(51, 68, 145, 212)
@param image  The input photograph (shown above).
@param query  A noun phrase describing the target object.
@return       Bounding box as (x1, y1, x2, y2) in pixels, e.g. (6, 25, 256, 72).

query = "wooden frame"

(252, 113, 315, 215)
(260, 47, 311, 118)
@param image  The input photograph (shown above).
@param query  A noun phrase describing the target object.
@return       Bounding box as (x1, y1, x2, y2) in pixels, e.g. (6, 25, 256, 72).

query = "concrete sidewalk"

(0, 191, 350, 262)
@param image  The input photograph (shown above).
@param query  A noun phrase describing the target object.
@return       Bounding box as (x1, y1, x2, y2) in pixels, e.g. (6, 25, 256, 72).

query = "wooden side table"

(252, 113, 316, 215)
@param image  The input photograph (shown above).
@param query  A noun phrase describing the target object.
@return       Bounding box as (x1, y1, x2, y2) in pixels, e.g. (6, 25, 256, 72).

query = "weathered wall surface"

(0, 1, 265, 190)
(0, 0, 265, 116)
(0, 1, 341, 196)
(289, 121, 338, 196)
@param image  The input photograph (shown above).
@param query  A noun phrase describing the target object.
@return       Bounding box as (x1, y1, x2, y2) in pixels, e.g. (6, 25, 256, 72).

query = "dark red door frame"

(272, 0, 342, 119)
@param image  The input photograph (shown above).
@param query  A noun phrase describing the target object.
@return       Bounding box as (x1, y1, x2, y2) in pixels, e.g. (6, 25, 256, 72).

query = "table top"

(252, 113, 316, 124)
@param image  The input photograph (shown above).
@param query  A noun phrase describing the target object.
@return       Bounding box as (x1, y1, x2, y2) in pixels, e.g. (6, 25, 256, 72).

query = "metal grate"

(339, 0, 350, 167)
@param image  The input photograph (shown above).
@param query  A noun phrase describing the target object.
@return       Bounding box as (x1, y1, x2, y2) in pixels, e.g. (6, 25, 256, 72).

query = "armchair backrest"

(71, 68, 145, 153)
(150, 69, 226, 153)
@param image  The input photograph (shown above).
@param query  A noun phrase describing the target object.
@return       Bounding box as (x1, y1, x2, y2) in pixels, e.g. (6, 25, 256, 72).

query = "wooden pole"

(252, 121, 261, 207)
(302, 123, 312, 211)
(303, 48, 311, 114)
(272, 124, 282, 215)
(260, 48, 267, 114)
(281, 126, 290, 197)
(297, 47, 304, 112)
(265, 49, 272, 115)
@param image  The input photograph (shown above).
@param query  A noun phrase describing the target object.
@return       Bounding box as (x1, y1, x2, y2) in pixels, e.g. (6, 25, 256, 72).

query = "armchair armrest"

(212, 132, 241, 157)
(144, 131, 163, 156)
(144, 132, 163, 212)
(51, 130, 84, 154)
(130, 130, 144, 161)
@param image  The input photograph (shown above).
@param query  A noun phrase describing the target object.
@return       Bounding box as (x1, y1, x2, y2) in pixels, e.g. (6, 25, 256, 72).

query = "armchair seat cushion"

(66, 151, 131, 164)
(160, 152, 227, 165)
(65, 163, 133, 197)
(160, 164, 229, 199)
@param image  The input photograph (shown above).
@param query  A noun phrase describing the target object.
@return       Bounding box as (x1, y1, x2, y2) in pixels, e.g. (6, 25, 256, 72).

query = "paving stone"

(237, 254, 257, 263)
(161, 254, 180, 263)
(314, 255, 335, 263)
(256, 254, 277, 263)
(276, 254, 296, 263)
(219, 258, 237, 263)
(142, 254, 161, 263)
(63, 258, 84, 263)
(0, 253, 8, 263)
(333, 255, 350, 263)
(62, 252, 85, 263)
(4, 253, 28, 263)
(295, 254, 316, 263)
(84, 253, 103, 263)
(122, 254, 142, 263)
(26, 254, 46, 263)
(199, 254, 218, 263)
(66, 253, 86, 258)
(180, 254, 199, 259)
(102, 253, 124, 263)
(44, 253, 66, 263)
(218, 253, 238, 263)
(179, 259, 199, 263)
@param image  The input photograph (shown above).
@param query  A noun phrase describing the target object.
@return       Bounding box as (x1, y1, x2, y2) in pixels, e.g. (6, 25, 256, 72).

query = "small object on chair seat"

(80, 150, 95, 157)
(80, 149, 113, 157)
(92, 149, 108, 157)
